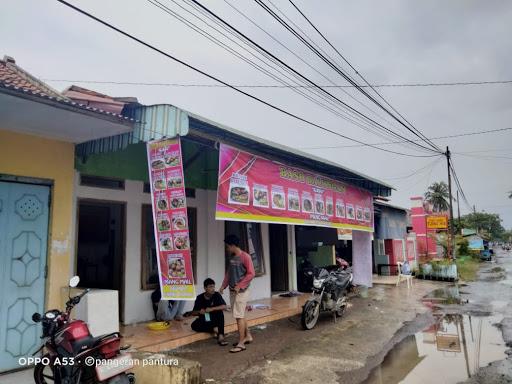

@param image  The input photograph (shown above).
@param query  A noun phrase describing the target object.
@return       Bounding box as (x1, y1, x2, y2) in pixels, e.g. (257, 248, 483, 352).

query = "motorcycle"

(32, 276, 135, 384)
(301, 267, 353, 330)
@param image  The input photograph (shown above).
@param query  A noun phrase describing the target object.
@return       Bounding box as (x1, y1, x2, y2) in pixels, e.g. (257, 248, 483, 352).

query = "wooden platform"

(121, 294, 308, 352)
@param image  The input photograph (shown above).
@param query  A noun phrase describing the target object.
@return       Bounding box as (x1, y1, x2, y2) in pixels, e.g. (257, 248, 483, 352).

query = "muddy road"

(172, 249, 512, 384)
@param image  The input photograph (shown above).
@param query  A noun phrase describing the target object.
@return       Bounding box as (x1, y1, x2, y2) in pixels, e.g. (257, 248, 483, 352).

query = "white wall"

(74, 174, 272, 325)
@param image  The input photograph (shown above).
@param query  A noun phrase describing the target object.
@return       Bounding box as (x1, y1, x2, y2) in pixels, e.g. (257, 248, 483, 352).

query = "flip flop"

(217, 340, 229, 346)
(229, 346, 246, 353)
(232, 339, 253, 346)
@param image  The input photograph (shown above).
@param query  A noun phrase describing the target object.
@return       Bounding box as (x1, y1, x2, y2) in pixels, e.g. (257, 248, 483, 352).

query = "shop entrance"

(76, 200, 125, 321)
(269, 224, 289, 292)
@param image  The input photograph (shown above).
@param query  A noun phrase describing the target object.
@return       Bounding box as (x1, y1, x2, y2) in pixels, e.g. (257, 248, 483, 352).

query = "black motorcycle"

(301, 267, 353, 330)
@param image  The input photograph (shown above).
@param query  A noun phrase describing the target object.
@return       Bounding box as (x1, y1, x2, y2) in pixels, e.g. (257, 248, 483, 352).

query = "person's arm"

(220, 270, 229, 292)
(206, 293, 227, 312)
(205, 304, 227, 313)
(236, 252, 255, 290)
(184, 297, 203, 317)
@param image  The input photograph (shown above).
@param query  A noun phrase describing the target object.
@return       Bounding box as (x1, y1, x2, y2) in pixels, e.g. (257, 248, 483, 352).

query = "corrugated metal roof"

(75, 104, 393, 196)
(76, 104, 188, 157)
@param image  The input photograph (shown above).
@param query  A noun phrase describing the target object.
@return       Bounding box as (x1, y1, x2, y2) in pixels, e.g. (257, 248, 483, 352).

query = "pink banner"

(147, 138, 195, 300)
(216, 144, 374, 231)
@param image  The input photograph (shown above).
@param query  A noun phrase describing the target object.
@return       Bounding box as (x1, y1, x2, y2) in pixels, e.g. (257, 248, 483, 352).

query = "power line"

(285, 0, 442, 153)
(43, 78, 512, 88)
(188, 0, 441, 155)
(255, 0, 441, 153)
(55, 0, 438, 158)
(300, 127, 512, 150)
(148, 0, 402, 146)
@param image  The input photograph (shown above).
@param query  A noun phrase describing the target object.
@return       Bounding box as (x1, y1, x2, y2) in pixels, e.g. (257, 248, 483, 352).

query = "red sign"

(216, 144, 374, 231)
(147, 138, 195, 300)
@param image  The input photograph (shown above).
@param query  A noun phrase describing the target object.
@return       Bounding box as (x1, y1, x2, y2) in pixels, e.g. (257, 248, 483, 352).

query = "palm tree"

(425, 181, 450, 212)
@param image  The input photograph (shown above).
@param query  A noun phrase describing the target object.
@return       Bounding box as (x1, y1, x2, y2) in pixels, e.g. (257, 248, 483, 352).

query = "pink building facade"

(410, 196, 438, 259)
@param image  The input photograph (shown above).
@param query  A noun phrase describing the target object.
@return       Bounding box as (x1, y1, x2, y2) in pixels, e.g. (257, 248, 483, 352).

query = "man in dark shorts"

(185, 278, 228, 346)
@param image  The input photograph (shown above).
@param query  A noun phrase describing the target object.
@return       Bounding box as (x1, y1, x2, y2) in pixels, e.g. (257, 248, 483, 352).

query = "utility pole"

(457, 190, 461, 228)
(446, 146, 455, 260)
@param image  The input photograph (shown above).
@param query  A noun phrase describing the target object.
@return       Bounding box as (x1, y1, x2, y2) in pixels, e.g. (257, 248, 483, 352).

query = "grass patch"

(456, 255, 480, 281)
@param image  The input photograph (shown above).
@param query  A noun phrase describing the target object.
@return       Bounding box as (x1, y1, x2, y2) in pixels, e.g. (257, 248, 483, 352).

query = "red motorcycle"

(32, 276, 135, 384)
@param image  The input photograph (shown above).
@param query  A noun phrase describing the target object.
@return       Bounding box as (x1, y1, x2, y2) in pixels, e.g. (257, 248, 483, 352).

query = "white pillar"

(352, 230, 373, 287)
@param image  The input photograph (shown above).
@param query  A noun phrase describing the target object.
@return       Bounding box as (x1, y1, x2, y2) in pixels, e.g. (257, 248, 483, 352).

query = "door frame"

(0, 176, 53, 372)
(75, 198, 127, 323)
(0, 174, 53, 306)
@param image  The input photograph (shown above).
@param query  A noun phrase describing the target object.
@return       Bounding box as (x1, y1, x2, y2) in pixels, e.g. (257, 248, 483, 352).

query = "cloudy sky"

(2, 0, 512, 227)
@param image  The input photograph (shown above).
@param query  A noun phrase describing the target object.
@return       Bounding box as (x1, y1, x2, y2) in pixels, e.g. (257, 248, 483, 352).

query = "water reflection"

(363, 314, 506, 384)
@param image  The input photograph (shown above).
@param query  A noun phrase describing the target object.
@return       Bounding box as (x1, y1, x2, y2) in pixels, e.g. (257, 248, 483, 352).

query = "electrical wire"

(189, 0, 441, 155)
(42, 78, 512, 88)
(148, 0, 400, 145)
(55, 0, 439, 158)
(285, 0, 442, 153)
(256, 0, 442, 153)
(301, 127, 512, 150)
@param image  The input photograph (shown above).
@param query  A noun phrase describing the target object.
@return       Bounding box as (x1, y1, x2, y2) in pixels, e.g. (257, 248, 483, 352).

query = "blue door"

(0, 181, 50, 372)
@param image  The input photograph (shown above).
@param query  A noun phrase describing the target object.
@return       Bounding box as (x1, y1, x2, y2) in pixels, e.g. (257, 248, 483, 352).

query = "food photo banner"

(216, 144, 374, 231)
(147, 138, 195, 300)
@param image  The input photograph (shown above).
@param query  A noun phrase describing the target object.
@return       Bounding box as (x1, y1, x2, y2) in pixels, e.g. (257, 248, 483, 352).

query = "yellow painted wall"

(0, 129, 74, 310)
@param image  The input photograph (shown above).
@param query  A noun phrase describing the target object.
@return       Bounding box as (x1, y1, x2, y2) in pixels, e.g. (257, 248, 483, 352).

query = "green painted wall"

(75, 140, 219, 190)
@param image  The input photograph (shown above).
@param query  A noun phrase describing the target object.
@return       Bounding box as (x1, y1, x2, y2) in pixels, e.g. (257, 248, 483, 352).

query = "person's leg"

(168, 300, 185, 320)
(191, 318, 212, 333)
(231, 291, 248, 352)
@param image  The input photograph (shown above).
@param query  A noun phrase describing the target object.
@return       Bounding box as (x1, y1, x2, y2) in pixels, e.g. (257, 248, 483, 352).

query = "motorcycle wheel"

(301, 300, 320, 330)
(34, 360, 57, 384)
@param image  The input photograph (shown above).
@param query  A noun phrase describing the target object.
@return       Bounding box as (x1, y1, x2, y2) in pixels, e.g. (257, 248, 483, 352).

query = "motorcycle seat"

(73, 333, 119, 356)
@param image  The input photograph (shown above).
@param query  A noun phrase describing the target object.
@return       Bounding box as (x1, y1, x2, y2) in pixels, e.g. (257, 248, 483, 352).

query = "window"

(80, 175, 125, 190)
(141, 205, 198, 290)
(224, 221, 265, 276)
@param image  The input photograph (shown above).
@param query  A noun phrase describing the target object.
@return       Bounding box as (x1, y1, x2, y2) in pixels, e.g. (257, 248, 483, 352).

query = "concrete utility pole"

(446, 146, 456, 259)
(457, 190, 461, 228)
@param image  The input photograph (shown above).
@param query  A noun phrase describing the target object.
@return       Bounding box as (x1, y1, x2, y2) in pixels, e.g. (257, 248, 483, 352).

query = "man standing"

(220, 234, 255, 353)
(185, 278, 228, 346)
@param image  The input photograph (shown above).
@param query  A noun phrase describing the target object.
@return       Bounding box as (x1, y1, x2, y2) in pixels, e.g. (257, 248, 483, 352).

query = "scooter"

(32, 276, 135, 384)
(301, 267, 353, 330)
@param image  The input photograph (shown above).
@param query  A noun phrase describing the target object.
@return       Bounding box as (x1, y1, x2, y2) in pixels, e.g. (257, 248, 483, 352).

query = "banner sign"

(427, 215, 448, 230)
(216, 144, 374, 231)
(147, 138, 195, 300)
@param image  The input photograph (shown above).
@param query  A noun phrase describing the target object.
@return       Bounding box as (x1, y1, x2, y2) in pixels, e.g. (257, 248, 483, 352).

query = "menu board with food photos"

(216, 144, 374, 231)
(147, 138, 195, 300)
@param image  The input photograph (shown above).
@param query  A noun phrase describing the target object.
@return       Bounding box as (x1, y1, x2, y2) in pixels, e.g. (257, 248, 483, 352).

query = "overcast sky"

(2, 0, 512, 227)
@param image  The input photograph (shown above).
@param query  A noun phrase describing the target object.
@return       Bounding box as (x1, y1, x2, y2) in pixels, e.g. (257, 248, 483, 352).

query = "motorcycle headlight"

(313, 279, 325, 289)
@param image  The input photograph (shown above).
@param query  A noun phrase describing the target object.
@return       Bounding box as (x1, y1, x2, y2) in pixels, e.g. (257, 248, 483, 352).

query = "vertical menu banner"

(147, 138, 195, 300)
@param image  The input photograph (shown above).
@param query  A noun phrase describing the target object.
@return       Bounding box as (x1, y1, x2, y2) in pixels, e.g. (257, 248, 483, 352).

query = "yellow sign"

(427, 216, 448, 229)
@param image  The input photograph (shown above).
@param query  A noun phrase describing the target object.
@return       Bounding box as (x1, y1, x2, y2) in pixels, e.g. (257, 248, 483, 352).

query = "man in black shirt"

(185, 278, 228, 346)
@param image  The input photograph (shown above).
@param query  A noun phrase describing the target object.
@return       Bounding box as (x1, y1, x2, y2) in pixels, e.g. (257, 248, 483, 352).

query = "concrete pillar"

(352, 230, 373, 287)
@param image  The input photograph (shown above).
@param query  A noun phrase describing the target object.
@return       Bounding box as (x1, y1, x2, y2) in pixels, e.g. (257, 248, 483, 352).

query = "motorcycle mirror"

(69, 276, 80, 288)
(32, 313, 42, 323)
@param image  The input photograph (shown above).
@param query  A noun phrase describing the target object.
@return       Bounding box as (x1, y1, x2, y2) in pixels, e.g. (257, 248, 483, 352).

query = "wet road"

(362, 248, 512, 384)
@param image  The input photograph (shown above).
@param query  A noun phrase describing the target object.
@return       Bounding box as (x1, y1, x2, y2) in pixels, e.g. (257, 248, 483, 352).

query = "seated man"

(185, 278, 228, 346)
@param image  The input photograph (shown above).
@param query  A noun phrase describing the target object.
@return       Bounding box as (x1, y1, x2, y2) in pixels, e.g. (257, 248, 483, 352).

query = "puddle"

(422, 286, 463, 305)
(362, 314, 507, 384)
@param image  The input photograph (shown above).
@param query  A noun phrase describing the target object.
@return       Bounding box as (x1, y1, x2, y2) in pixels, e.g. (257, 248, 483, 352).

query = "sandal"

(218, 340, 229, 346)
(232, 339, 253, 346)
(229, 345, 246, 353)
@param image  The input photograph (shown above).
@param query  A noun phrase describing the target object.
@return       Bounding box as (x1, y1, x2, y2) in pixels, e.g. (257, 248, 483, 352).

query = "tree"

(425, 181, 450, 213)
(459, 212, 505, 241)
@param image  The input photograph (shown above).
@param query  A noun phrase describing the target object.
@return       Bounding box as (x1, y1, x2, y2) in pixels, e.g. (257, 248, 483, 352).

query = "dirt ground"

(172, 279, 439, 384)
(169, 249, 512, 384)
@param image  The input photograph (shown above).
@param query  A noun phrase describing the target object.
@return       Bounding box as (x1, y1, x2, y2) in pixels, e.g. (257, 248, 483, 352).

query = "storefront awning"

(76, 104, 188, 157)
(76, 104, 393, 198)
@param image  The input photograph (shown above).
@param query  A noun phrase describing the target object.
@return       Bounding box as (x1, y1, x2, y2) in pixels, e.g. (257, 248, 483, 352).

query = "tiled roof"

(0, 56, 65, 99)
(0, 55, 137, 122)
